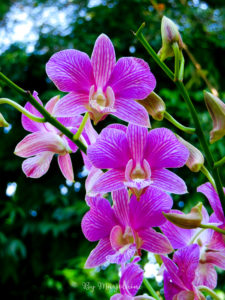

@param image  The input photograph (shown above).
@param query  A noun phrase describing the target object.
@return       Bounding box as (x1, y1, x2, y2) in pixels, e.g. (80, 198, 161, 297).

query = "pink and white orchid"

(14, 91, 83, 181)
(87, 123, 189, 196)
(81, 188, 173, 268)
(46, 34, 156, 126)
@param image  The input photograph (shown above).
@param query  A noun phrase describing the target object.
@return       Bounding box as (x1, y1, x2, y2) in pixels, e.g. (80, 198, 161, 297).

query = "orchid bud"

(204, 91, 225, 143)
(176, 135, 204, 172)
(158, 16, 184, 61)
(137, 92, 166, 121)
(0, 112, 9, 127)
(163, 203, 203, 229)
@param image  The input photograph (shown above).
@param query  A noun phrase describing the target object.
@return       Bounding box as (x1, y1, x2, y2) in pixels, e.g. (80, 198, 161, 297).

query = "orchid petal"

(163, 270, 183, 300)
(151, 169, 187, 194)
(107, 57, 156, 100)
(120, 263, 144, 296)
(22, 91, 45, 132)
(106, 244, 136, 264)
(85, 238, 115, 268)
(46, 49, 94, 93)
(205, 251, 225, 269)
(129, 187, 173, 230)
(81, 197, 117, 241)
(112, 189, 130, 227)
(87, 128, 130, 169)
(15, 132, 68, 157)
(145, 128, 189, 170)
(160, 211, 194, 249)
(45, 95, 60, 114)
(113, 99, 150, 127)
(22, 152, 54, 178)
(197, 182, 224, 222)
(54, 92, 89, 117)
(85, 167, 104, 197)
(91, 34, 116, 88)
(91, 169, 125, 193)
(173, 244, 200, 288)
(58, 154, 74, 181)
(139, 228, 173, 254)
(126, 124, 148, 163)
(194, 263, 217, 290)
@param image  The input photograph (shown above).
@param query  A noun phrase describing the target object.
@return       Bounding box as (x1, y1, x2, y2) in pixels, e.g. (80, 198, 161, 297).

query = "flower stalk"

(143, 278, 161, 300)
(135, 24, 225, 213)
(73, 112, 89, 141)
(199, 223, 225, 235)
(0, 72, 87, 154)
(0, 98, 45, 123)
(198, 285, 221, 300)
(164, 111, 195, 134)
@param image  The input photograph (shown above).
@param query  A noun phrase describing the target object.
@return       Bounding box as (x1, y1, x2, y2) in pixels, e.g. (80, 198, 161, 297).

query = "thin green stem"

(172, 42, 180, 81)
(198, 286, 221, 300)
(200, 166, 216, 190)
(178, 52, 185, 81)
(134, 23, 174, 81)
(199, 224, 225, 235)
(143, 278, 161, 300)
(73, 112, 89, 141)
(0, 72, 87, 153)
(214, 156, 225, 169)
(0, 98, 45, 123)
(134, 25, 225, 212)
(164, 111, 195, 134)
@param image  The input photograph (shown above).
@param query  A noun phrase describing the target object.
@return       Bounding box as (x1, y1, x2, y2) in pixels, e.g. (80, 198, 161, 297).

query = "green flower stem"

(143, 278, 161, 300)
(0, 72, 87, 154)
(199, 224, 225, 235)
(172, 42, 180, 81)
(214, 156, 225, 169)
(0, 98, 45, 123)
(164, 111, 195, 134)
(135, 25, 225, 213)
(73, 112, 89, 141)
(198, 286, 221, 300)
(178, 52, 185, 81)
(200, 165, 216, 190)
(175, 81, 225, 210)
(134, 23, 174, 81)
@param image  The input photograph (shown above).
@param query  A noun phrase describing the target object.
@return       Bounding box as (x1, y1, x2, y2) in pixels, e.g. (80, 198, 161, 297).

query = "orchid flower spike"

(111, 262, 154, 300)
(14, 91, 84, 181)
(46, 34, 156, 127)
(87, 123, 189, 196)
(81, 188, 173, 268)
(204, 91, 225, 143)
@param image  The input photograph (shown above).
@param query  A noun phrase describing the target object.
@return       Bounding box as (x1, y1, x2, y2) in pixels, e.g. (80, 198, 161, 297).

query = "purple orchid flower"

(81, 187, 173, 268)
(14, 91, 83, 181)
(111, 261, 154, 300)
(162, 244, 206, 300)
(46, 34, 156, 126)
(87, 123, 189, 196)
(161, 204, 224, 290)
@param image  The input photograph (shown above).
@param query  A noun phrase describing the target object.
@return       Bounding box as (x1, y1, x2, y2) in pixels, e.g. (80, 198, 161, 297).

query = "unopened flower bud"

(163, 203, 203, 229)
(204, 91, 225, 143)
(0, 112, 9, 127)
(158, 16, 184, 61)
(176, 135, 204, 172)
(137, 92, 166, 121)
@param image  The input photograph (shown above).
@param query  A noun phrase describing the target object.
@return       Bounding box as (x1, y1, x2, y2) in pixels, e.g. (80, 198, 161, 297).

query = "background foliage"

(0, 0, 225, 298)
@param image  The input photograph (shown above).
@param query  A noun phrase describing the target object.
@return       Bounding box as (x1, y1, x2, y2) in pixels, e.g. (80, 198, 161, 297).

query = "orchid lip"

(89, 85, 116, 113)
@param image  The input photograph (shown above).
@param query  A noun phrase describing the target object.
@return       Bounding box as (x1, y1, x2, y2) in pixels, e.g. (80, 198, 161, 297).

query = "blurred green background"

(0, 0, 225, 299)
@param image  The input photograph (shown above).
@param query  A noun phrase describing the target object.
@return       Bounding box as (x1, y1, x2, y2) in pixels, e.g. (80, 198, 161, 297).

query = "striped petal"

(58, 154, 74, 181)
(91, 34, 116, 88)
(107, 57, 156, 100)
(46, 49, 94, 93)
